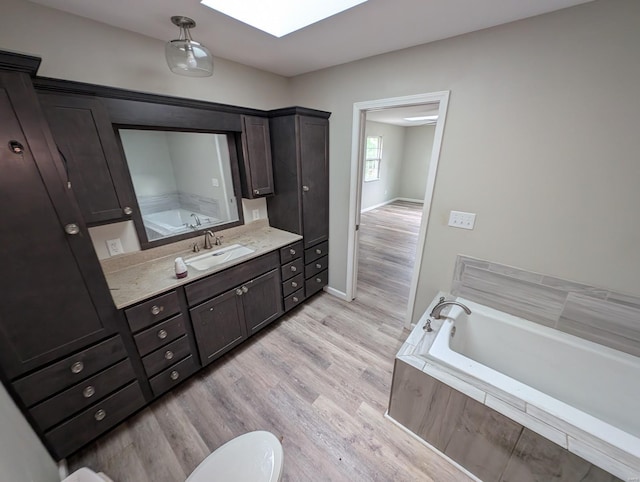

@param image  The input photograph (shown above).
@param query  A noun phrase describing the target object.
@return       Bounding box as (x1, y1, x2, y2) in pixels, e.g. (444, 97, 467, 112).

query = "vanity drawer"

(13, 336, 127, 407)
(45, 381, 145, 459)
(279, 241, 303, 264)
(125, 291, 180, 333)
(305, 269, 328, 298)
(29, 359, 136, 432)
(149, 355, 198, 397)
(281, 258, 304, 282)
(282, 273, 304, 297)
(185, 251, 279, 306)
(142, 335, 191, 378)
(284, 288, 305, 312)
(134, 314, 185, 357)
(304, 241, 329, 264)
(305, 255, 328, 279)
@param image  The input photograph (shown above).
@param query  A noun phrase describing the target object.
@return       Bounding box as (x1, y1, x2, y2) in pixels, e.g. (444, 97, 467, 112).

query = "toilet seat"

(186, 430, 283, 482)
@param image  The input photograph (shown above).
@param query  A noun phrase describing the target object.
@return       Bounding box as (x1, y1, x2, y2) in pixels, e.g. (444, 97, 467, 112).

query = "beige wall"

(0, 384, 58, 482)
(291, 0, 640, 322)
(0, 0, 291, 110)
(398, 125, 435, 201)
(361, 121, 405, 210)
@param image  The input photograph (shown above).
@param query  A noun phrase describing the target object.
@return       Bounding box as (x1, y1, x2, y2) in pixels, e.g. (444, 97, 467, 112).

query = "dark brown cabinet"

(0, 71, 120, 379)
(37, 92, 135, 224)
(243, 269, 283, 335)
(239, 114, 274, 198)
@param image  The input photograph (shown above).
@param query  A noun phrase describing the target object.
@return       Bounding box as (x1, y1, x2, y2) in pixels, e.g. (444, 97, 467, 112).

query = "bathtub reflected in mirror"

(118, 129, 242, 247)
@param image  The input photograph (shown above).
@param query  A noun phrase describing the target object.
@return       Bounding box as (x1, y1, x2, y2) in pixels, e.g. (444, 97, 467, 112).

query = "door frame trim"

(345, 91, 450, 328)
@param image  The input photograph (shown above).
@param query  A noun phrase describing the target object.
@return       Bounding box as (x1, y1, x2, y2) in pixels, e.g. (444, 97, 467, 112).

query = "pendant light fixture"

(165, 16, 213, 77)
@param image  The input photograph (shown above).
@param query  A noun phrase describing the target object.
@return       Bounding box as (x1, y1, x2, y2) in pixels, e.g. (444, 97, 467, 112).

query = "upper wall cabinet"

(239, 115, 274, 198)
(38, 92, 136, 224)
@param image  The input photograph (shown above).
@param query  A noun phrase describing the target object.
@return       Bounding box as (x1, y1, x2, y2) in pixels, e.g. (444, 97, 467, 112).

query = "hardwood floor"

(69, 201, 472, 481)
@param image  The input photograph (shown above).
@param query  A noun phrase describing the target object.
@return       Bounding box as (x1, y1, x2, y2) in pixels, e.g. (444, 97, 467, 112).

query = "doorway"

(345, 91, 450, 328)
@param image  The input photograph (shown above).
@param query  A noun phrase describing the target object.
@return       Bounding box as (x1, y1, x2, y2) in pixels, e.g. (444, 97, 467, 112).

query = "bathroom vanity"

(0, 51, 329, 460)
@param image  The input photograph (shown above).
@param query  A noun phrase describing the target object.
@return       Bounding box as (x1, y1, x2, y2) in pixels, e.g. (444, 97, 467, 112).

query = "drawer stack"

(280, 241, 305, 311)
(11, 336, 144, 459)
(124, 290, 198, 397)
(304, 241, 328, 298)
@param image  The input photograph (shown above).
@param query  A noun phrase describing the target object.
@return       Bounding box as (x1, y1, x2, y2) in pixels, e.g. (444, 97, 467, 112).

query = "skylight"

(200, 0, 368, 38)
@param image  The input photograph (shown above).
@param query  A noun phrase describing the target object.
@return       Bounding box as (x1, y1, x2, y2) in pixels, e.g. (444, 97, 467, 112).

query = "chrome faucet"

(203, 230, 223, 249)
(190, 213, 201, 226)
(429, 296, 472, 320)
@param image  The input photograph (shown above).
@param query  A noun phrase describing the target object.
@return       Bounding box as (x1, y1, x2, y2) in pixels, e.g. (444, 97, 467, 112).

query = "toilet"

(64, 430, 283, 482)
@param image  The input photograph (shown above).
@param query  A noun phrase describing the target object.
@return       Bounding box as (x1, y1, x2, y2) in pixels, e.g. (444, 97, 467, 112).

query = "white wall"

(398, 125, 435, 201)
(291, 0, 640, 320)
(0, 384, 58, 482)
(361, 121, 405, 210)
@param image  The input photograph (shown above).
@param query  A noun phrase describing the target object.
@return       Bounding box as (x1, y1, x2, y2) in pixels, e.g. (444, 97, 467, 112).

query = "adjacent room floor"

(69, 201, 471, 481)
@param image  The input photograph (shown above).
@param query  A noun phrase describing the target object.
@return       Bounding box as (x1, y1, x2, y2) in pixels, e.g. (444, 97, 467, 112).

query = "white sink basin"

(185, 244, 255, 271)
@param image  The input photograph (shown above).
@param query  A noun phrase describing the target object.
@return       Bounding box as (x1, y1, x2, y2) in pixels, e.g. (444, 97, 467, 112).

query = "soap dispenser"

(175, 257, 188, 279)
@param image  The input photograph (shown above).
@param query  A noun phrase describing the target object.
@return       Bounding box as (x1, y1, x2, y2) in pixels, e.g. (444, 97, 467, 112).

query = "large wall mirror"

(118, 128, 243, 248)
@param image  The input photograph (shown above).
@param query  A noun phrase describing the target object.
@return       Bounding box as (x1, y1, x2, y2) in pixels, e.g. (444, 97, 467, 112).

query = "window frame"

(364, 135, 382, 182)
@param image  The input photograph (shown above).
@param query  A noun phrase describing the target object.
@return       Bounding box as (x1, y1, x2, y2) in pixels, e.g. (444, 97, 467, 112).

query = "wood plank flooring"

(69, 201, 472, 481)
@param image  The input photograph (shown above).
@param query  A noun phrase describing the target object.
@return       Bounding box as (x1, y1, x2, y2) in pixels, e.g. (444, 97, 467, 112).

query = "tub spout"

(430, 297, 472, 319)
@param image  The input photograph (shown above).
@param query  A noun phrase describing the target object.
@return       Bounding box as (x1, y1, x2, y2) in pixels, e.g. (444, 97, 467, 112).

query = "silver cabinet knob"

(170, 370, 180, 381)
(123, 206, 133, 215)
(151, 305, 163, 315)
(164, 350, 174, 360)
(94, 409, 106, 421)
(64, 223, 80, 235)
(289, 249, 296, 255)
(316, 277, 322, 283)
(242, 286, 249, 294)
(302, 185, 310, 192)
(316, 263, 322, 269)
(254, 189, 260, 195)
(291, 266, 297, 272)
(315, 249, 322, 255)
(157, 329, 168, 340)
(236, 288, 243, 296)
(292, 296, 299, 303)
(291, 281, 298, 288)
(83, 386, 96, 398)
(71, 361, 84, 374)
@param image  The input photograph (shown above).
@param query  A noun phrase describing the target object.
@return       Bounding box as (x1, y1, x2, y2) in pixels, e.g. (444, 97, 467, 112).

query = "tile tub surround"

(451, 255, 640, 358)
(390, 294, 640, 480)
(100, 220, 301, 308)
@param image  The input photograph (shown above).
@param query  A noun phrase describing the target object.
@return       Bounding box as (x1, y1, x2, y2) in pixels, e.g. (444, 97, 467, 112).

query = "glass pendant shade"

(165, 16, 213, 77)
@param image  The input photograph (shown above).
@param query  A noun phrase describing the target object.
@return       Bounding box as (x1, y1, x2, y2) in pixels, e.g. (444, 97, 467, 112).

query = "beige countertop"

(101, 220, 302, 309)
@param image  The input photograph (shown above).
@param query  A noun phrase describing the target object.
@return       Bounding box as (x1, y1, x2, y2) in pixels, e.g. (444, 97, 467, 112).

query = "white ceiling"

(29, 0, 593, 77)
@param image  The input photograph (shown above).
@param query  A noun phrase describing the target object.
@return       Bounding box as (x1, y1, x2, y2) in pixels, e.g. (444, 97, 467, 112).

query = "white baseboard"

(361, 197, 424, 213)
(324, 285, 350, 301)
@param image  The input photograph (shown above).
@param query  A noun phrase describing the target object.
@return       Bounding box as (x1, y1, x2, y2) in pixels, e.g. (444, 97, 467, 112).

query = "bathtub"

(143, 209, 219, 237)
(393, 295, 640, 479)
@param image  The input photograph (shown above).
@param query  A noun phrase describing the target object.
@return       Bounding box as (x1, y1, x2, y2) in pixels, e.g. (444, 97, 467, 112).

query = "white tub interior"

(421, 298, 640, 462)
(143, 209, 220, 236)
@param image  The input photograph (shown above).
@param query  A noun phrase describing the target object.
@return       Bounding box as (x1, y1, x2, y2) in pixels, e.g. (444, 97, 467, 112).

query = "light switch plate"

(448, 210, 476, 230)
(106, 238, 124, 256)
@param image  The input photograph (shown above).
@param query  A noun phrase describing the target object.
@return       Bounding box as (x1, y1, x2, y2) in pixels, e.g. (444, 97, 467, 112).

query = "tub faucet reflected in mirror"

(190, 213, 201, 226)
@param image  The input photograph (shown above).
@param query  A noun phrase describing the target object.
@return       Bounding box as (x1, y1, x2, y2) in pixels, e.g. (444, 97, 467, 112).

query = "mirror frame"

(114, 125, 245, 249)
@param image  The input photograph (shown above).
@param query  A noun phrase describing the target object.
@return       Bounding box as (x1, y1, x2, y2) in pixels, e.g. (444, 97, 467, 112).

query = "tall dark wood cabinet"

(0, 67, 145, 460)
(267, 108, 330, 299)
(37, 92, 136, 224)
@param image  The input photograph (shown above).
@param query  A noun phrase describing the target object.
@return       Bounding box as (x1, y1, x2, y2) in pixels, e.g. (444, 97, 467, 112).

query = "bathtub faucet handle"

(424, 319, 433, 332)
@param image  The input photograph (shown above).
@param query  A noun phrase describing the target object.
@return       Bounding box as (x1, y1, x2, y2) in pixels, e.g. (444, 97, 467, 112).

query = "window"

(364, 135, 382, 182)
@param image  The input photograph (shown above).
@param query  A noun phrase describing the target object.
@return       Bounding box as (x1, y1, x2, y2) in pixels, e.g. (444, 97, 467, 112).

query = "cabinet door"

(38, 92, 135, 224)
(0, 72, 118, 379)
(299, 116, 329, 248)
(240, 115, 274, 198)
(242, 269, 283, 336)
(189, 289, 246, 367)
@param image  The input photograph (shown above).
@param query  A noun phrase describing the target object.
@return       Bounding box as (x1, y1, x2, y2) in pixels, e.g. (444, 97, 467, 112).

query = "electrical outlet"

(448, 210, 476, 230)
(106, 238, 124, 256)
(252, 209, 260, 221)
